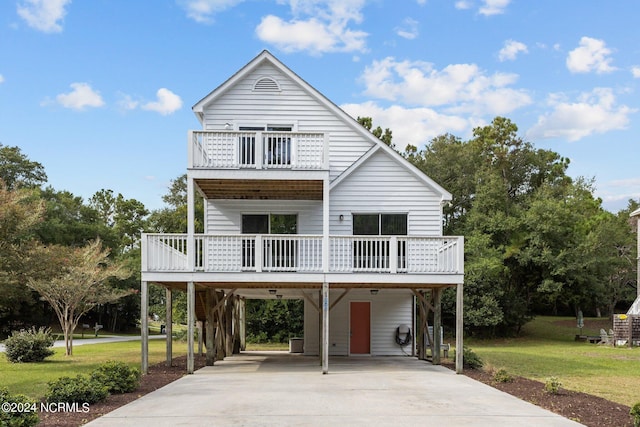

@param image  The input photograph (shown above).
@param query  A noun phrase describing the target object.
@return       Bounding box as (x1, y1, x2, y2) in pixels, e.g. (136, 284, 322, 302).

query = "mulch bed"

(37, 355, 634, 426)
(457, 365, 633, 427)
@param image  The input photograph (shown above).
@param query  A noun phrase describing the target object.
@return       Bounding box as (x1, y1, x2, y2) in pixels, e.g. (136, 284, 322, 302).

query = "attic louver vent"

(253, 77, 280, 92)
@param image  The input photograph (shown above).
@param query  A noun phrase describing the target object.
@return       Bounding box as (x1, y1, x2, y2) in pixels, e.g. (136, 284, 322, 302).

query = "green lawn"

(0, 340, 189, 399)
(465, 316, 640, 406)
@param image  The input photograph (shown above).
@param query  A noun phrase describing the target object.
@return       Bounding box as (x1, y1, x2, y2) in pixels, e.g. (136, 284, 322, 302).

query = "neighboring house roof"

(193, 49, 452, 202)
(631, 208, 640, 217)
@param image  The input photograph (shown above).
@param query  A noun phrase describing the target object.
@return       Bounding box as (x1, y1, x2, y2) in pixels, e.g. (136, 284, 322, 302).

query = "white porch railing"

(143, 234, 463, 275)
(190, 131, 327, 170)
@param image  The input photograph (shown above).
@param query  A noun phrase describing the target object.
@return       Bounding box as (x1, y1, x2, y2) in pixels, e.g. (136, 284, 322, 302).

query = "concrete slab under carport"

(86, 351, 583, 427)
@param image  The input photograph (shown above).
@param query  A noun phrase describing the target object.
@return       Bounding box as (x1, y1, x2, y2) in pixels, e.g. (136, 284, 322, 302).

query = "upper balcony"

(189, 131, 329, 171)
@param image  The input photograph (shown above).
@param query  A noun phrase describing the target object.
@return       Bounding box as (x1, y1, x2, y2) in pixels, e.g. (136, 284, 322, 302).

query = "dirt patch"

(36, 355, 634, 426)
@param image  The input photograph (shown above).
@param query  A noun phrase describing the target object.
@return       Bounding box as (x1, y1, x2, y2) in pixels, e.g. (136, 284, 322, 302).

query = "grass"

(0, 339, 190, 399)
(465, 316, 640, 406)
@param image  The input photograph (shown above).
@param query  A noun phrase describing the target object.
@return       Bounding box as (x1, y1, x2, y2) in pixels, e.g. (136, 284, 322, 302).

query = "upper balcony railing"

(142, 234, 464, 276)
(190, 131, 328, 170)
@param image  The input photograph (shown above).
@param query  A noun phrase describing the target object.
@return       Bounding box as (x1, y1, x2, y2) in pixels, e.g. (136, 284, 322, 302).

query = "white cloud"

(498, 40, 528, 61)
(179, 0, 245, 23)
(141, 88, 183, 115)
(454, 1, 472, 10)
(359, 57, 531, 116)
(631, 66, 640, 78)
(117, 93, 140, 111)
(53, 83, 104, 111)
(527, 88, 635, 142)
(396, 18, 419, 40)
(479, 0, 510, 16)
(255, 0, 368, 54)
(341, 101, 472, 149)
(17, 0, 70, 33)
(566, 37, 616, 74)
(0, 74, 4, 84)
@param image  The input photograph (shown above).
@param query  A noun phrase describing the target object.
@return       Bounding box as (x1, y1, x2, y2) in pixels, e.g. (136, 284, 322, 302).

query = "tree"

(90, 189, 149, 252)
(0, 144, 47, 190)
(0, 182, 46, 336)
(27, 239, 132, 355)
(147, 174, 203, 233)
(357, 116, 393, 147)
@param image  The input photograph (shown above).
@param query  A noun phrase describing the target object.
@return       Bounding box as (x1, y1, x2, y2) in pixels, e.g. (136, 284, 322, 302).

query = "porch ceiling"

(195, 179, 323, 200)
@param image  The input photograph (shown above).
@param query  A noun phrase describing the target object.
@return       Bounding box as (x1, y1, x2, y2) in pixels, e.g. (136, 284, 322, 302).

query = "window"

(353, 214, 407, 236)
(241, 214, 297, 270)
(352, 214, 407, 271)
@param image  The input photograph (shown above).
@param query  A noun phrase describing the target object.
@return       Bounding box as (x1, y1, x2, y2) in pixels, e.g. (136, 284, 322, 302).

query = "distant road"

(0, 335, 166, 353)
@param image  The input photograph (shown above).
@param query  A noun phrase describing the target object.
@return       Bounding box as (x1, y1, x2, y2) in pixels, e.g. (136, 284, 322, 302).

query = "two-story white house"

(140, 50, 465, 374)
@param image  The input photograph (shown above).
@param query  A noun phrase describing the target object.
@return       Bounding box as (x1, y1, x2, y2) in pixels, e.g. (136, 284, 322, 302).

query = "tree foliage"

(27, 239, 132, 355)
(405, 117, 638, 335)
(0, 144, 47, 190)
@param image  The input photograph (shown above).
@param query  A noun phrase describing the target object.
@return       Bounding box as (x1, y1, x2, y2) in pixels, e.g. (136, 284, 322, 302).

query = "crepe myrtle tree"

(27, 238, 132, 356)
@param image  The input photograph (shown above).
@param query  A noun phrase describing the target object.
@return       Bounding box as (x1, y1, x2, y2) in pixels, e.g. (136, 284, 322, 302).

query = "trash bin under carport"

(289, 338, 304, 353)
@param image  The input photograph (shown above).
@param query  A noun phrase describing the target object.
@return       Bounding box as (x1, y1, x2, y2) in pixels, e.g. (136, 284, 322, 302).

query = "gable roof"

(193, 50, 452, 201)
(631, 208, 640, 218)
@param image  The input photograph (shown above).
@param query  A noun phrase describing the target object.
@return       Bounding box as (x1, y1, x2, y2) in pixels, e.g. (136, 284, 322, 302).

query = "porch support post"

(322, 281, 329, 374)
(205, 288, 215, 365)
(165, 287, 172, 367)
(455, 283, 464, 374)
(187, 176, 195, 271)
(433, 287, 442, 365)
(187, 281, 195, 374)
(239, 297, 246, 351)
(197, 321, 204, 356)
(416, 292, 424, 360)
(141, 281, 149, 375)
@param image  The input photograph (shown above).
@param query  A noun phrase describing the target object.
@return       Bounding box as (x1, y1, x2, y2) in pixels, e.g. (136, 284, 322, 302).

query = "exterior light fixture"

(276, 294, 283, 299)
(339, 214, 344, 221)
(269, 289, 277, 295)
(370, 289, 379, 295)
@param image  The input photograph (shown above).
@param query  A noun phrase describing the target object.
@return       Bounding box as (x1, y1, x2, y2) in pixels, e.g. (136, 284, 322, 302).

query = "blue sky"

(1, 0, 638, 213)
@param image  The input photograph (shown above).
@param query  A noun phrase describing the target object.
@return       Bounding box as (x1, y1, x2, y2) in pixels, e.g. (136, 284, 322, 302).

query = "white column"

(187, 281, 195, 374)
(141, 281, 149, 374)
(455, 283, 464, 374)
(187, 177, 195, 271)
(322, 281, 329, 374)
(322, 177, 330, 273)
(165, 287, 173, 367)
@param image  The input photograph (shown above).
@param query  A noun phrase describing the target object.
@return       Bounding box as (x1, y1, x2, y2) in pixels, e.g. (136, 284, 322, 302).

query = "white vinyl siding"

(206, 199, 322, 234)
(330, 150, 443, 236)
(304, 289, 413, 356)
(201, 62, 373, 180)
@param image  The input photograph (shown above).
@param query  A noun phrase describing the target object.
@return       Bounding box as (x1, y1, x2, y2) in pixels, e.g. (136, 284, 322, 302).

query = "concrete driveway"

(86, 352, 582, 427)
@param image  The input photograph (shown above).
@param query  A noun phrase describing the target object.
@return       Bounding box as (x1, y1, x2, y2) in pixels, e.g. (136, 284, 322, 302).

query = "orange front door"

(350, 302, 371, 354)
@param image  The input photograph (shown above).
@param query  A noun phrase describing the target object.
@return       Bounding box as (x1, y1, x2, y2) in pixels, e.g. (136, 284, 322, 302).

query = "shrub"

(493, 368, 514, 383)
(630, 402, 640, 427)
(544, 376, 562, 394)
(91, 360, 141, 394)
(0, 387, 39, 427)
(4, 327, 54, 363)
(46, 375, 109, 404)
(453, 346, 483, 369)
